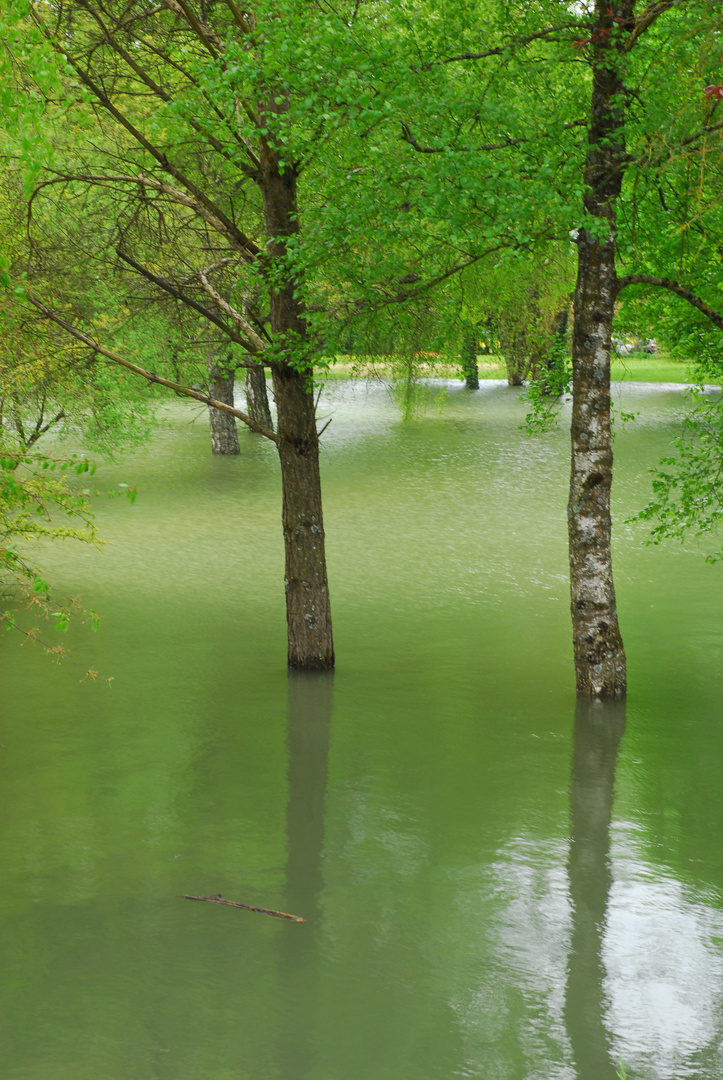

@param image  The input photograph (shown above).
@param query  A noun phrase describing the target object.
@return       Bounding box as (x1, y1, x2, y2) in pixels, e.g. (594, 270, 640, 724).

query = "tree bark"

(568, 1, 632, 697)
(261, 158, 334, 670)
(461, 331, 479, 389)
(498, 323, 528, 385)
(207, 364, 240, 455)
(245, 362, 274, 431)
(271, 362, 334, 669)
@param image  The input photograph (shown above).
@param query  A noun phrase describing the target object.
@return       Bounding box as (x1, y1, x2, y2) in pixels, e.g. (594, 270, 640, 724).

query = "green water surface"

(2, 379, 723, 1080)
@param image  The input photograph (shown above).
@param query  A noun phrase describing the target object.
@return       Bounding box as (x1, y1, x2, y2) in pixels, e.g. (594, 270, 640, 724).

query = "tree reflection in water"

(276, 671, 334, 1079)
(565, 699, 626, 1080)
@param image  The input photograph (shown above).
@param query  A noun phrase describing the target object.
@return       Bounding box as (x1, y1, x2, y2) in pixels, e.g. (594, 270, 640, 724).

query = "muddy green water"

(2, 380, 723, 1080)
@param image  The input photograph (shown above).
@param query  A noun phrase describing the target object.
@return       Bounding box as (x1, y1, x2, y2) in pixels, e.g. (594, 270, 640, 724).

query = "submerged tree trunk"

(207, 364, 240, 455)
(461, 332, 479, 389)
(530, 303, 570, 396)
(245, 362, 274, 431)
(262, 156, 334, 670)
(568, 1, 631, 698)
(271, 361, 334, 669)
(498, 324, 528, 385)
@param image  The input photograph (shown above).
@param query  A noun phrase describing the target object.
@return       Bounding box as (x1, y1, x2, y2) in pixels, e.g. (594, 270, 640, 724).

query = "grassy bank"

(320, 354, 701, 384)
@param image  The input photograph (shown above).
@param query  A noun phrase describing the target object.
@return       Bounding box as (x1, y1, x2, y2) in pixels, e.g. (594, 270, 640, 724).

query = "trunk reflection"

(275, 671, 334, 1079)
(565, 699, 625, 1080)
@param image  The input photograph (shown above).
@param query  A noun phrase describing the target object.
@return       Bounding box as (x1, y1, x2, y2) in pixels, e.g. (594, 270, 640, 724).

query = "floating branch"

(179, 893, 305, 922)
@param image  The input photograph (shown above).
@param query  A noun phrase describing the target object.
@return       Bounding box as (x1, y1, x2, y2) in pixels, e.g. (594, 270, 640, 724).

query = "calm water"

(2, 379, 723, 1080)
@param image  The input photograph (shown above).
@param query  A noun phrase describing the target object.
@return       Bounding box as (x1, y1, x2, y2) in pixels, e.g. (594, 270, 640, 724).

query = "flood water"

(2, 379, 723, 1080)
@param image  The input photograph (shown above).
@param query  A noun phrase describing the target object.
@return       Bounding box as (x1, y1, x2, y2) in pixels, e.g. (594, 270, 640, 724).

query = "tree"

(6, 0, 532, 668)
(566, 0, 722, 696)
(388, 0, 722, 696)
(8, 0, 340, 668)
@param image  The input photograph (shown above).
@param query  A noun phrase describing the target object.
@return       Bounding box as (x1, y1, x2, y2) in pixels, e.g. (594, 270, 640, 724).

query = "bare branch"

(401, 119, 586, 154)
(28, 8, 263, 263)
(196, 271, 268, 353)
(160, 0, 223, 56)
(115, 248, 262, 355)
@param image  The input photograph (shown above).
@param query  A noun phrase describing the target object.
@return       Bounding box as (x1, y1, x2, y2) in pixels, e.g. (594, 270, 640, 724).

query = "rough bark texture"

(261, 156, 334, 670)
(568, 0, 632, 697)
(271, 362, 334, 669)
(245, 362, 274, 431)
(461, 332, 479, 389)
(207, 366, 240, 455)
(564, 700, 625, 1080)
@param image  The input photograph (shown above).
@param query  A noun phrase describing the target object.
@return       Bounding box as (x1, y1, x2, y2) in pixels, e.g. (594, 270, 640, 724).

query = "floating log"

(179, 893, 305, 922)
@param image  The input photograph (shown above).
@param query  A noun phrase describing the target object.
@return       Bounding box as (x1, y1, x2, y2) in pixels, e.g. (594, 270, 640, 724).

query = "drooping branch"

(615, 273, 723, 332)
(26, 296, 279, 442)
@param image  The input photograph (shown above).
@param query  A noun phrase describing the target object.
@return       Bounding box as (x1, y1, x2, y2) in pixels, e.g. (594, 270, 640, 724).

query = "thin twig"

(179, 893, 305, 922)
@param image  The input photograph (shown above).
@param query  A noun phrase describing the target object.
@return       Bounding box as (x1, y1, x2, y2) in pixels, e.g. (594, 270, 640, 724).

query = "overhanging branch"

(616, 273, 723, 333)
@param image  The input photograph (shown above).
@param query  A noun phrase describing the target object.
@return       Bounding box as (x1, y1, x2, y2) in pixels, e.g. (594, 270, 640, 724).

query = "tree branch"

(400, 119, 586, 154)
(441, 24, 585, 64)
(616, 273, 723, 332)
(26, 296, 280, 442)
(75, 7, 261, 178)
(627, 0, 677, 48)
(29, 9, 263, 263)
(115, 249, 262, 355)
(196, 271, 268, 353)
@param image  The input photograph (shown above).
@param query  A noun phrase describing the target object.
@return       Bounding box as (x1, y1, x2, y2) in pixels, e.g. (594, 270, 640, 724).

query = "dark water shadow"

(274, 670, 334, 1080)
(564, 699, 626, 1080)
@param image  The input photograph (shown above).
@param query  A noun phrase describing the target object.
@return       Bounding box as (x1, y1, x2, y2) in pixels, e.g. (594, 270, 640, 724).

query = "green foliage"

(523, 346, 572, 434)
(634, 386, 723, 560)
(1, 448, 101, 651)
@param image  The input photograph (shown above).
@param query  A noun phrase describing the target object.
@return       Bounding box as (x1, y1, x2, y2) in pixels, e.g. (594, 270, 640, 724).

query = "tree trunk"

(461, 331, 479, 389)
(245, 362, 274, 431)
(498, 326, 528, 385)
(271, 362, 334, 669)
(529, 304, 570, 395)
(207, 365, 240, 455)
(261, 156, 334, 670)
(568, 1, 631, 697)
